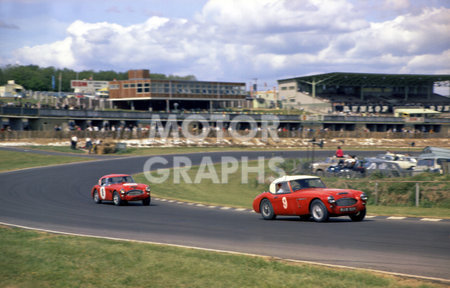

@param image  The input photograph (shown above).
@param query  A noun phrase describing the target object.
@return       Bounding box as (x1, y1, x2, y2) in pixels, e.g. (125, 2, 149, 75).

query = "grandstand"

(278, 72, 450, 114)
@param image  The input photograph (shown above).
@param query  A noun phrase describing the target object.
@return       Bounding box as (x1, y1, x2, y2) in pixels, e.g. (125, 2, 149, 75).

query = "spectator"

(336, 146, 344, 158)
(71, 135, 78, 150)
(85, 137, 93, 154)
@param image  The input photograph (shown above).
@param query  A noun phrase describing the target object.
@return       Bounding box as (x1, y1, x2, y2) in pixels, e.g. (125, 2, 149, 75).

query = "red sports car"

(91, 174, 151, 206)
(253, 175, 367, 222)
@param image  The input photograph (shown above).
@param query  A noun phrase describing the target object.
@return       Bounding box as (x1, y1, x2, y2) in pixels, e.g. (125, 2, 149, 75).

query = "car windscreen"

(109, 176, 134, 184)
(290, 178, 326, 190)
(417, 159, 434, 167)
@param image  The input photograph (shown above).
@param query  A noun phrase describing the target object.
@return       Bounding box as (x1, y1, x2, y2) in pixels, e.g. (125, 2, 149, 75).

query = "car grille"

(127, 190, 143, 196)
(336, 198, 357, 206)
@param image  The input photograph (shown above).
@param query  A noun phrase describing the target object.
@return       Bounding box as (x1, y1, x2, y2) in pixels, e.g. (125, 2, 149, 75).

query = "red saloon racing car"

(91, 174, 151, 206)
(253, 175, 367, 222)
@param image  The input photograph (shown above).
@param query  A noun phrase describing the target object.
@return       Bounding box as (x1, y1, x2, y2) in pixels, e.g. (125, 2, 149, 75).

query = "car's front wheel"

(315, 170, 324, 177)
(142, 197, 151, 206)
(349, 208, 366, 222)
(93, 190, 102, 204)
(260, 199, 276, 220)
(113, 191, 123, 206)
(310, 199, 329, 222)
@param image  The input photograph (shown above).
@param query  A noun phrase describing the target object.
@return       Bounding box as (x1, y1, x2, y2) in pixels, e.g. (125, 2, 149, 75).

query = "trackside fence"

(0, 130, 445, 141)
(326, 180, 450, 208)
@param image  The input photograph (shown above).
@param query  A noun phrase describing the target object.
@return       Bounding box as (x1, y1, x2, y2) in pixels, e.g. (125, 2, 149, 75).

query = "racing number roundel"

(282, 197, 288, 209)
(100, 186, 106, 199)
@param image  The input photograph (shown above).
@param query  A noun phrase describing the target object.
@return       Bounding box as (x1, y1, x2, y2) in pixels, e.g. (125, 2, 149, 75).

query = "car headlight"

(360, 193, 368, 201)
(120, 189, 125, 194)
(327, 196, 336, 204)
(145, 186, 151, 192)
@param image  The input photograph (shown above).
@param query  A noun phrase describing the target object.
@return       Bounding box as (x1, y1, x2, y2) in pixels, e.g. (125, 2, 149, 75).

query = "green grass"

(365, 206, 450, 218)
(134, 161, 450, 219)
(134, 159, 278, 208)
(0, 226, 444, 288)
(0, 150, 92, 172)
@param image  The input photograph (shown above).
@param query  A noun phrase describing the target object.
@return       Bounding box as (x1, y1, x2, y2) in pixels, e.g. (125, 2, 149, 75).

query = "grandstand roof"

(278, 72, 450, 86)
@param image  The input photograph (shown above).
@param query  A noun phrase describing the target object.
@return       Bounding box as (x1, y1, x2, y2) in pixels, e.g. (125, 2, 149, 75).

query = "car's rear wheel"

(260, 199, 276, 220)
(349, 208, 366, 221)
(142, 197, 151, 206)
(113, 191, 123, 206)
(310, 199, 329, 222)
(93, 190, 102, 204)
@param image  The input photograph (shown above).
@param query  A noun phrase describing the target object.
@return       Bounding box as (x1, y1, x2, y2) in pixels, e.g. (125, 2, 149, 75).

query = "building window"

(281, 87, 287, 90)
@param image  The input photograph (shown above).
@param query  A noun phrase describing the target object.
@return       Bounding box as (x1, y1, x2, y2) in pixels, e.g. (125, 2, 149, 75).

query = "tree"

(0, 65, 197, 92)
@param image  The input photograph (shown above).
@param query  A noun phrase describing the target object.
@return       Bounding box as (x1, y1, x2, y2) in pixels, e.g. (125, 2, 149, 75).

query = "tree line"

(0, 65, 197, 92)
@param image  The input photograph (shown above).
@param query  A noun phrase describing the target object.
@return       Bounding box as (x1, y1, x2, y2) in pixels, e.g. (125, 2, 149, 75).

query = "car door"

(288, 180, 310, 215)
(100, 178, 113, 200)
(271, 181, 296, 215)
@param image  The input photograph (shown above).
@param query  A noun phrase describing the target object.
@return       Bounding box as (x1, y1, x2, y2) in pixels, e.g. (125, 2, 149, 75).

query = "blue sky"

(0, 0, 449, 92)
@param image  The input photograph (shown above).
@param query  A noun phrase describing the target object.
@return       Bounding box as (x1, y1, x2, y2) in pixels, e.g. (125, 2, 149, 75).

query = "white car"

(375, 153, 416, 170)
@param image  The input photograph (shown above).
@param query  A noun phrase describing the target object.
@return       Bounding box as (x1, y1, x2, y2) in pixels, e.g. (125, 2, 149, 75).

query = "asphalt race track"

(1, 149, 449, 282)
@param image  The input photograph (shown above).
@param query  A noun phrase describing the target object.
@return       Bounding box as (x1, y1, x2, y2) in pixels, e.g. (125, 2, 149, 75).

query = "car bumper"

(121, 192, 150, 201)
(328, 202, 365, 215)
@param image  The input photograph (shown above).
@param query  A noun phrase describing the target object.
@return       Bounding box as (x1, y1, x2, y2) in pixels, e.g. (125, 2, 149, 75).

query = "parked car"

(414, 146, 450, 174)
(326, 159, 366, 178)
(311, 156, 349, 176)
(363, 159, 409, 177)
(91, 174, 151, 206)
(252, 175, 367, 222)
(375, 153, 416, 170)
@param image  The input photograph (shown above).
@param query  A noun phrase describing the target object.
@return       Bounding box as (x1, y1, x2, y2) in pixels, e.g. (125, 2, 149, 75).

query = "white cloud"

(12, 37, 75, 68)
(6, 0, 450, 84)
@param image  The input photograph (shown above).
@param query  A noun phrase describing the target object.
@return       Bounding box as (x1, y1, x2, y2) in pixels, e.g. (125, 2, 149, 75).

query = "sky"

(0, 0, 449, 92)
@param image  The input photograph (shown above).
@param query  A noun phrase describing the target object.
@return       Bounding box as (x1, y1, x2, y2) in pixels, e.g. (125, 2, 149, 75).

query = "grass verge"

(0, 225, 445, 288)
(133, 161, 450, 219)
(0, 150, 92, 172)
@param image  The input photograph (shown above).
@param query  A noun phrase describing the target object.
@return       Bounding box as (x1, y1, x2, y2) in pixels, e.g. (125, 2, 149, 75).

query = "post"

(415, 182, 420, 207)
(374, 182, 378, 205)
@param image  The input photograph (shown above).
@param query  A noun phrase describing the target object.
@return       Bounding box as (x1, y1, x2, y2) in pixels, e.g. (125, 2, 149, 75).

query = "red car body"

(253, 175, 367, 222)
(91, 174, 151, 206)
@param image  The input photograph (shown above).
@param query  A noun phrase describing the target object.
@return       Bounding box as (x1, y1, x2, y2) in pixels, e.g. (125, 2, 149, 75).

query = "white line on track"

(387, 216, 406, 220)
(421, 218, 442, 222)
(1, 221, 448, 285)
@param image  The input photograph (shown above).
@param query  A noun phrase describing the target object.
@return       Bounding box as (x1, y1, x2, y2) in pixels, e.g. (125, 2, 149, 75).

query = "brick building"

(109, 69, 248, 112)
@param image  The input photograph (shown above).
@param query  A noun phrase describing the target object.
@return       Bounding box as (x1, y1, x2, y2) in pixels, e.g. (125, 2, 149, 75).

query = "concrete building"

(278, 72, 450, 114)
(108, 69, 247, 112)
(252, 89, 278, 109)
(0, 80, 24, 97)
